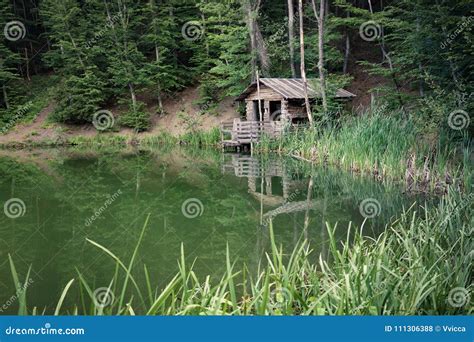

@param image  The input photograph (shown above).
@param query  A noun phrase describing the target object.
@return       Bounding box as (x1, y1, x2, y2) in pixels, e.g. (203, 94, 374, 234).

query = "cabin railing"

(220, 119, 284, 145)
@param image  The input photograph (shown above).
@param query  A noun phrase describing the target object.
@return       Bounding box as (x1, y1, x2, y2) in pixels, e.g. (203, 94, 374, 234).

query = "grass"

(0, 128, 221, 150)
(256, 108, 472, 194)
(7, 188, 472, 315)
(179, 127, 221, 147)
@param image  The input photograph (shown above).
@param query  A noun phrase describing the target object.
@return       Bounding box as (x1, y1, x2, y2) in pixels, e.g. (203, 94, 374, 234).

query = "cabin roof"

(236, 78, 356, 101)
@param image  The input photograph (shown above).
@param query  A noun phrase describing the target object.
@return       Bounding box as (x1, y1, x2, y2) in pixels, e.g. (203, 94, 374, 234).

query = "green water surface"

(0, 147, 423, 314)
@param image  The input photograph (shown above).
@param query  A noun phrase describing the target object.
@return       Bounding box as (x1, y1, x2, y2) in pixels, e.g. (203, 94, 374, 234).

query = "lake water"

(0, 147, 420, 314)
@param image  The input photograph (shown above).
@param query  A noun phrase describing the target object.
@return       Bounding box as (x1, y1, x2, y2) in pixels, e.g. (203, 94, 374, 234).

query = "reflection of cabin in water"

(221, 78, 355, 149)
(222, 154, 321, 224)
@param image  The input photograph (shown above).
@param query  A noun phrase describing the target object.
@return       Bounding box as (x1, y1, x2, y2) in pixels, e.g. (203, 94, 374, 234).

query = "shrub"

(51, 68, 106, 123)
(119, 101, 151, 132)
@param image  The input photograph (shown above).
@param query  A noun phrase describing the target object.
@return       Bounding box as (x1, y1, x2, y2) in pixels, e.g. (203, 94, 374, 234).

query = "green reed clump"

(180, 127, 221, 147)
(8, 189, 472, 316)
(140, 131, 178, 146)
(68, 134, 129, 147)
(256, 107, 472, 192)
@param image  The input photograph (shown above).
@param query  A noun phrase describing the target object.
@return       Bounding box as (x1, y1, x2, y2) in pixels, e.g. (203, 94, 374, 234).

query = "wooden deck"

(220, 119, 284, 148)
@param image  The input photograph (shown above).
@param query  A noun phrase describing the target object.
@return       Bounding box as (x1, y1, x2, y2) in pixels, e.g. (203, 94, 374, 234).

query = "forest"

(0, 0, 472, 317)
(0, 0, 472, 132)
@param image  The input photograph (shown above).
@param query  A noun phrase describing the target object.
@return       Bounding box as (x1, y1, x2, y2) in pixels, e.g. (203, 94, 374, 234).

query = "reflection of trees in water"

(0, 149, 263, 312)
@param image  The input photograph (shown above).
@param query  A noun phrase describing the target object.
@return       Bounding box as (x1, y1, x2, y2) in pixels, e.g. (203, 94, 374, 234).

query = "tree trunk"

(311, 0, 328, 112)
(254, 20, 270, 75)
(256, 70, 263, 121)
(30, 42, 38, 75)
(245, 0, 268, 80)
(66, 32, 85, 69)
(155, 45, 164, 112)
(2, 85, 9, 109)
(298, 0, 314, 127)
(168, 7, 178, 69)
(287, 0, 296, 77)
(343, 32, 350, 74)
(343, 13, 350, 74)
(415, 17, 424, 96)
(246, 1, 258, 81)
(201, 13, 210, 57)
(129, 83, 137, 110)
(24, 48, 31, 81)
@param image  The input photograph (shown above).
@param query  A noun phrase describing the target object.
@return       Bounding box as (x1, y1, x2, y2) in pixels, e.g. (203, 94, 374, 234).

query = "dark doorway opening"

(269, 101, 282, 120)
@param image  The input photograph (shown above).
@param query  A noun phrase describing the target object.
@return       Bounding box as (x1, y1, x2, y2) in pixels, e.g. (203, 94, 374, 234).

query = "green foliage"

(1, 0, 472, 138)
(177, 110, 201, 132)
(257, 103, 472, 192)
(119, 101, 151, 132)
(52, 68, 106, 123)
(197, 0, 251, 97)
(180, 127, 221, 146)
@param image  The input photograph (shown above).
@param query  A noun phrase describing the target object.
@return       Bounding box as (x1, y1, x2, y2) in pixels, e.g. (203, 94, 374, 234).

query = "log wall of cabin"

(245, 99, 271, 121)
(243, 86, 317, 122)
(245, 86, 284, 121)
(245, 101, 254, 121)
(287, 99, 308, 119)
(281, 100, 289, 121)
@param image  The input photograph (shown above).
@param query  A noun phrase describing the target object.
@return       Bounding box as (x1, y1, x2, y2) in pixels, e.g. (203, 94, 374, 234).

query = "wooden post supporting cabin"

(281, 99, 289, 123)
(263, 100, 269, 121)
(256, 70, 263, 121)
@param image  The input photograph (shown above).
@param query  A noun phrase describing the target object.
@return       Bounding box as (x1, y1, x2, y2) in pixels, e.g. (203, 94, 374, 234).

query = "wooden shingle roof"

(236, 78, 356, 101)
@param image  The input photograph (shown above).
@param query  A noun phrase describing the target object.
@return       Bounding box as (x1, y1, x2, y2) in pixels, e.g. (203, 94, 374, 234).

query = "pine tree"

(0, 0, 20, 111)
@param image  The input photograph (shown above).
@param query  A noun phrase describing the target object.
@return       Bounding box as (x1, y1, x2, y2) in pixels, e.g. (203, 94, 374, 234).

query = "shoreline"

(0, 130, 467, 197)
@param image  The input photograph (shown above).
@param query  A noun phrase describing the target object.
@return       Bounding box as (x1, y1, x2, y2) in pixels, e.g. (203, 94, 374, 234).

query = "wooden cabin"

(221, 78, 355, 149)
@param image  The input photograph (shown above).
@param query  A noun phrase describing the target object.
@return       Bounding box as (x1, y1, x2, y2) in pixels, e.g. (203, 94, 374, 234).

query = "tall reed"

(8, 189, 472, 315)
(256, 109, 472, 193)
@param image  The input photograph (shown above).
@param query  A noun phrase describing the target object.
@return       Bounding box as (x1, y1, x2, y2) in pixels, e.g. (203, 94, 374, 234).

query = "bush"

(51, 67, 106, 123)
(119, 101, 151, 132)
